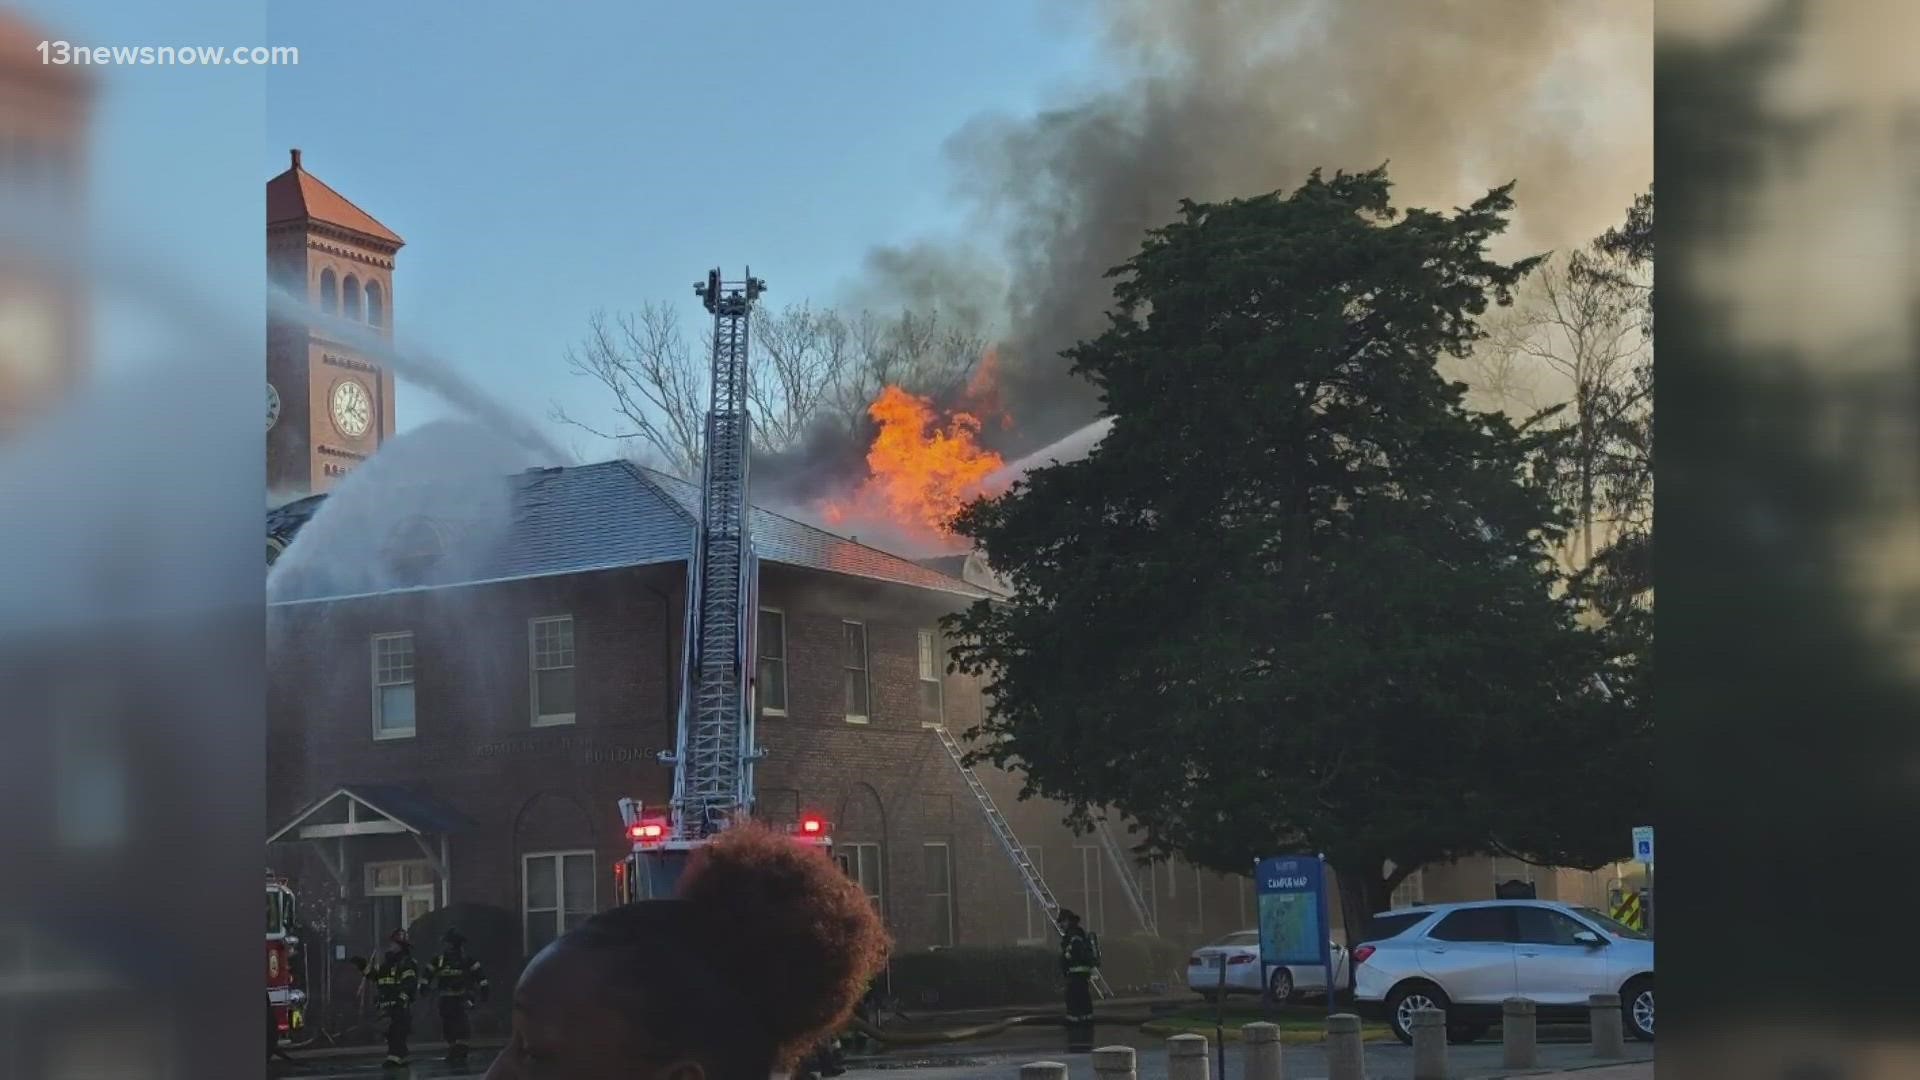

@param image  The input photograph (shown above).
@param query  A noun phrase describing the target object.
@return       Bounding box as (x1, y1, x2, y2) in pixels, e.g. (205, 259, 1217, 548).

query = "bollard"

(1242, 1023, 1284, 1080)
(1093, 1046, 1138, 1080)
(1021, 1063, 1069, 1080)
(1167, 1033, 1210, 1080)
(1410, 1007, 1448, 1080)
(1325, 1013, 1365, 1080)
(1502, 998, 1538, 1069)
(1589, 993, 1626, 1058)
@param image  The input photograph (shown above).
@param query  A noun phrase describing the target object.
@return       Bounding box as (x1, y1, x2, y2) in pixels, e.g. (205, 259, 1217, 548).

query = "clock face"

(267, 382, 281, 432)
(330, 378, 372, 439)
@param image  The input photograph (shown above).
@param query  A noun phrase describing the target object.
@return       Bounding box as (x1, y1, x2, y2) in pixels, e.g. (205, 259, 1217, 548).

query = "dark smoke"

(776, 0, 1650, 484)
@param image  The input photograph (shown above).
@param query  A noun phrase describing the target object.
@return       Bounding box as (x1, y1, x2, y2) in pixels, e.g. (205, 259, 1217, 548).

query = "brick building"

(266, 461, 1265, 980)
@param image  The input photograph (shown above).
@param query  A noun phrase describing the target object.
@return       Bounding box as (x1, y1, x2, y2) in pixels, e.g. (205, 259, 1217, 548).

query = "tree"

(556, 301, 989, 477)
(943, 167, 1646, 932)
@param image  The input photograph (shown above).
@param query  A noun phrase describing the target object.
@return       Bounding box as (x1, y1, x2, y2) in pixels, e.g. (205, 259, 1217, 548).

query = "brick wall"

(268, 559, 1255, 970)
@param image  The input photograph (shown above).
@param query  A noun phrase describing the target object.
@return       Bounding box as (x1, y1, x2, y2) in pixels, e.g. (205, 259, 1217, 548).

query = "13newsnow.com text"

(38, 41, 301, 67)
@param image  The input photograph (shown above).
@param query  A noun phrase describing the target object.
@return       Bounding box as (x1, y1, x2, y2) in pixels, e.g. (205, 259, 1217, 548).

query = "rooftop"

(266, 148, 404, 247)
(267, 459, 996, 603)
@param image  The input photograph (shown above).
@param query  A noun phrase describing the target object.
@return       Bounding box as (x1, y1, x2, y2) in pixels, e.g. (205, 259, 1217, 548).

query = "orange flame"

(820, 385, 1007, 546)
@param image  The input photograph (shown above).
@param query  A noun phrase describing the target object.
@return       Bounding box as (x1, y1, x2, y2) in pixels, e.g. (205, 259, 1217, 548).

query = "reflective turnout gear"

(352, 946, 421, 1066)
(428, 942, 488, 1066)
(1060, 925, 1100, 1026)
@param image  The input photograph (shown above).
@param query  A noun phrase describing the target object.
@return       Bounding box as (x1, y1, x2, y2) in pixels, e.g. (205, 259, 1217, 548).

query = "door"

(1417, 906, 1519, 1005)
(1512, 905, 1615, 1004)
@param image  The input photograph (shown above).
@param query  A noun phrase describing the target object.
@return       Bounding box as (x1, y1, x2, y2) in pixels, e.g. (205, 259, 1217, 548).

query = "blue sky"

(24, 0, 1107, 459)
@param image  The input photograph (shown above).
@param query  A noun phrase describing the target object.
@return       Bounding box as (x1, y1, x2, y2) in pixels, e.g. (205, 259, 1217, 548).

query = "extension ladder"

(932, 725, 1112, 999)
(1093, 815, 1159, 938)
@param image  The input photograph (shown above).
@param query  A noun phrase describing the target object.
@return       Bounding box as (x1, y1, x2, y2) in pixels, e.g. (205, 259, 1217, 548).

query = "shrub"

(886, 945, 1062, 1010)
(1099, 933, 1187, 994)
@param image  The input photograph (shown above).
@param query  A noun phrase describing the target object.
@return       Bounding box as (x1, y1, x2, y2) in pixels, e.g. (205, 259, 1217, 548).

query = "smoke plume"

(805, 0, 1652, 476)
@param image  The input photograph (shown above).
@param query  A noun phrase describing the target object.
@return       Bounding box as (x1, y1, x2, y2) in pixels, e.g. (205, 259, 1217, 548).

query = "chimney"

(290, 148, 302, 170)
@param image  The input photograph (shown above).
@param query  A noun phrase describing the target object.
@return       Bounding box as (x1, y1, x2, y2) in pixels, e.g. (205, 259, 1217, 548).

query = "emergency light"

(799, 814, 826, 836)
(628, 819, 668, 843)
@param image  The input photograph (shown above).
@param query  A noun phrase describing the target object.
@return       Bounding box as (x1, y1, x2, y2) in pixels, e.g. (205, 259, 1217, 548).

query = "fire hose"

(843, 1012, 1160, 1047)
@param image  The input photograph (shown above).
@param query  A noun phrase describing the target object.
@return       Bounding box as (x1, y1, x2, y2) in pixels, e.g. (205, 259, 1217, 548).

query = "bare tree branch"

(552, 304, 707, 479)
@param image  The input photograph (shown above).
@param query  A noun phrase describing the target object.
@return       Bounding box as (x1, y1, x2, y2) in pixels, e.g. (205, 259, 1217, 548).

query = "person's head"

(387, 929, 410, 956)
(444, 928, 466, 951)
(1057, 909, 1081, 932)
(486, 823, 891, 1080)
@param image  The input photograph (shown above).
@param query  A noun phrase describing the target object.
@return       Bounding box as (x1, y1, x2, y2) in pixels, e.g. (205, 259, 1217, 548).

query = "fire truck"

(611, 269, 838, 903)
(265, 869, 308, 1045)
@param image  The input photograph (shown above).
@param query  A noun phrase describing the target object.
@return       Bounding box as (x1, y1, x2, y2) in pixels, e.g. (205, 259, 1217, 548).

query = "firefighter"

(428, 927, 490, 1068)
(1057, 909, 1100, 1048)
(350, 929, 422, 1069)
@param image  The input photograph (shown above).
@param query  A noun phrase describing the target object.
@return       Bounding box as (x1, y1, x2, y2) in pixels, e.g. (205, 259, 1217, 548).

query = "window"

(1022, 846, 1048, 942)
(365, 281, 385, 329)
(523, 851, 596, 955)
(1492, 857, 1536, 887)
(1359, 911, 1431, 943)
(1391, 870, 1427, 909)
(757, 610, 787, 716)
(372, 633, 416, 739)
(1074, 845, 1105, 933)
(835, 843, 883, 914)
(842, 621, 869, 722)
(319, 269, 337, 314)
(1429, 907, 1516, 943)
(1514, 906, 1593, 947)
(366, 860, 436, 939)
(916, 629, 944, 722)
(529, 616, 576, 726)
(342, 274, 363, 321)
(924, 843, 954, 947)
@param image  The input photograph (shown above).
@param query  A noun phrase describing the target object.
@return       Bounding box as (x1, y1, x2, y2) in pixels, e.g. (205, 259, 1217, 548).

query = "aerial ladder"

(613, 269, 829, 903)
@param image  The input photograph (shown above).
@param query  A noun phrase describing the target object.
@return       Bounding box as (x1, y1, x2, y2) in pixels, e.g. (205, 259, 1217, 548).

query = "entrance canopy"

(268, 784, 474, 906)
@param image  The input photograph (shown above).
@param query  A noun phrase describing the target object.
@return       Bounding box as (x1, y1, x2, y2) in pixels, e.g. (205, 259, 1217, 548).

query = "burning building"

(265, 456, 1267, 1001)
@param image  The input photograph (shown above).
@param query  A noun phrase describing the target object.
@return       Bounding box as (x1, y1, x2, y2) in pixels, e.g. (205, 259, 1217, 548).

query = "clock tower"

(0, 11, 93, 442)
(266, 148, 403, 500)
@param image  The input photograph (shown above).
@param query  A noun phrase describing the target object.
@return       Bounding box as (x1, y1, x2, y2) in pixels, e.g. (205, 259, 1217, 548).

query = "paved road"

(277, 1025, 1653, 1080)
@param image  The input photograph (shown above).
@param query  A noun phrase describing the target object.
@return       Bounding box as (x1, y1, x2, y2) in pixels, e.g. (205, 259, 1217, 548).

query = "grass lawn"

(1140, 1003, 1394, 1045)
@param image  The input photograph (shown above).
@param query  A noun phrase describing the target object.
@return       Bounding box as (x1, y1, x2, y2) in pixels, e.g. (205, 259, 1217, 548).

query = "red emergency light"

(798, 814, 826, 836)
(628, 819, 668, 843)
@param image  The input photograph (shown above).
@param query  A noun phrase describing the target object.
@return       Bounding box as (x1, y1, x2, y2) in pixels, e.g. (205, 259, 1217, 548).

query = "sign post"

(1632, 826, 1655, 934)
(1256, 853, 1335, 1018)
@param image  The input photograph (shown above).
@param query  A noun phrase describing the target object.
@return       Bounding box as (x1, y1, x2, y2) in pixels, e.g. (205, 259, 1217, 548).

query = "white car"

(1350, 900, 1654, 1045)
(1187, 930, 1350, 1003)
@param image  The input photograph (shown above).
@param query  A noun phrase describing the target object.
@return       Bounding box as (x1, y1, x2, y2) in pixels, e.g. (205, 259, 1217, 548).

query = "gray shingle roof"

(267, 459, 991, 603)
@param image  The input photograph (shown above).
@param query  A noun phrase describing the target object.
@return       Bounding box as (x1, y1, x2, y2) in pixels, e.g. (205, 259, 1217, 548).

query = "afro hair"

(675, 821, 892, 1067)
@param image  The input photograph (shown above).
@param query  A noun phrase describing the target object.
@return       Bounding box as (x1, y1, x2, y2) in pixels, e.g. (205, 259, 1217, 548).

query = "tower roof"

(266, 148, 404, 247)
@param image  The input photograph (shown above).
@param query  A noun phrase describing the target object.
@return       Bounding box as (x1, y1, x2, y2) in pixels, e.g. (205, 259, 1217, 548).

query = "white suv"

(1350, 900, 1654, 1045)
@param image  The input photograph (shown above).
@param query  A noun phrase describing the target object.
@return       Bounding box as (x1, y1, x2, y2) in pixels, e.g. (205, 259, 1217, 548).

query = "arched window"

(319, 269, 337, 314)
(342, 275, 363, 321)
(365, 281, 385, 329)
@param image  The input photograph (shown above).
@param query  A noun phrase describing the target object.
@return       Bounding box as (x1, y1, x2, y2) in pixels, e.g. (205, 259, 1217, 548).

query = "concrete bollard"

(1325, 1013, 1365, 1080)
(1589, 993, 1626, 1058)
(1021, 1063, 1069, 1080)
(1242, 1023, 1283, 1080)
(1502, 998, 1538, 1069)
(1093, 1046, 1138, 1080)
(1410, 1007, 1448, 1080)
(1168, 1033, 1210, 1080)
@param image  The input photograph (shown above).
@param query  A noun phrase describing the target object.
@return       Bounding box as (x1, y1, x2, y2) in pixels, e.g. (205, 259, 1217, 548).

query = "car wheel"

(1623, 978, 1654, 1041)
(1385, 983, 1451, 1046)
(1267, 967, 1294, 1003)
(1446, 1024, 1487, 1045)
